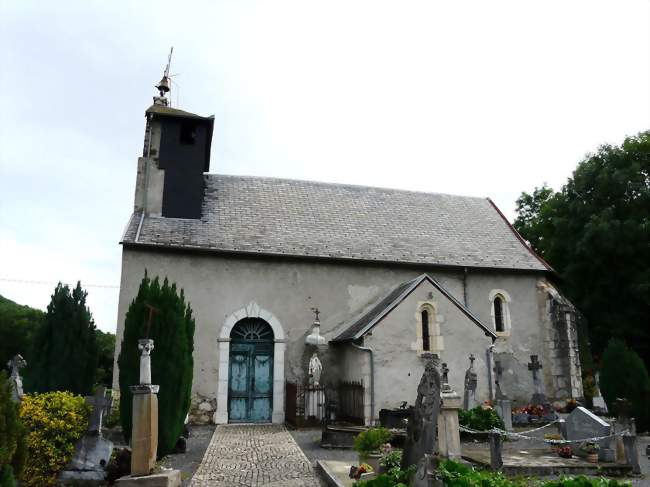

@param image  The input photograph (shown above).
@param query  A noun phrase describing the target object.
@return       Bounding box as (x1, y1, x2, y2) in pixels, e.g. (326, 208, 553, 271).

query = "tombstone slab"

(438, 387, 462, 460)
(565, 406, 612, 460)
(463, 354, 478, 410)
(115, 469, 180, 487)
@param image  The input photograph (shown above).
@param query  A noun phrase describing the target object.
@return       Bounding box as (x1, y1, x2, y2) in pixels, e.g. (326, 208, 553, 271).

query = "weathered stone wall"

(112, 247, 566, 421)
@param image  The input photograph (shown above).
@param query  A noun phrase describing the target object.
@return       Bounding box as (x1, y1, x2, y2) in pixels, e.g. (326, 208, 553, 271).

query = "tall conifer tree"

(29, 283, 97, 394)
(118, 273, 194, 458)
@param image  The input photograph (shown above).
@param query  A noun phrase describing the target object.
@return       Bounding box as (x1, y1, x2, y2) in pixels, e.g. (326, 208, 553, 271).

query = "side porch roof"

(331, 274, 497, 342)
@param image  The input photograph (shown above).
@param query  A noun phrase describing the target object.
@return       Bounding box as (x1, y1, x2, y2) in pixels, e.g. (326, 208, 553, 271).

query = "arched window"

(489, 289, 512, 335)
(421, 310, 431, 351)
(493, 296, 504, 332)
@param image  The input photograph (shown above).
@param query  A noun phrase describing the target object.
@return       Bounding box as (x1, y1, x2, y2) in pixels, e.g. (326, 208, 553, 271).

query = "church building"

(112, 84, 584, 425)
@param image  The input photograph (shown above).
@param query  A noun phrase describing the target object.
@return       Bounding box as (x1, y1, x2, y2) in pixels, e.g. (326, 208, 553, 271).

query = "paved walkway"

(189, 424, 321, 487)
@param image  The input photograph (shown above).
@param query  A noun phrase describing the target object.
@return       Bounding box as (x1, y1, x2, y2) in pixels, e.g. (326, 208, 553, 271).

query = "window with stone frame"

(421, 309, 431, 351)
(416, 302, 442, 353)
(489, 290, 511, 335)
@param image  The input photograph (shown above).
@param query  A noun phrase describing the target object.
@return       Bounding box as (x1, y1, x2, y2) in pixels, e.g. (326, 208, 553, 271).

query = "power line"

(0, 277, 119, 289)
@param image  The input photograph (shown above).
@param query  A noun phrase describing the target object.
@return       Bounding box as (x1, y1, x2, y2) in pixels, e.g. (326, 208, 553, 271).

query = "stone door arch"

(214, 302, 286, 424)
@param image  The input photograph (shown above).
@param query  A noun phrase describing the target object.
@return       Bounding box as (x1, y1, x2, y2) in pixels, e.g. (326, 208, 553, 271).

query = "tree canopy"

(0, 296, 43, 374)
(514, 131, 650, 367)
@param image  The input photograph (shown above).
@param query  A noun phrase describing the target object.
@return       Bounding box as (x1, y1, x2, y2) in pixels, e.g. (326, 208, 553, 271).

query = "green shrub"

(353, 427, 391, 459)
(0, 372, 25, 487)
(118, 273, 195, 458)
(599, 338, 650, 432)
(18, 391, 89, 487)
(459, 406, 505, 431)
(439, 460, 631, 487)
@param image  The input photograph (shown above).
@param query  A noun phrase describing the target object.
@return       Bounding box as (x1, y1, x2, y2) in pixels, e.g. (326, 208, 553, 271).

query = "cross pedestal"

(437, 387, 462, 460)
(129, 384, 159, 476)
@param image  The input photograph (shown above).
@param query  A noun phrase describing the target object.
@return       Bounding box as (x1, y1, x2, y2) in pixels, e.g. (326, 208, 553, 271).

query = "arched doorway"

(228, 318, 274, 422)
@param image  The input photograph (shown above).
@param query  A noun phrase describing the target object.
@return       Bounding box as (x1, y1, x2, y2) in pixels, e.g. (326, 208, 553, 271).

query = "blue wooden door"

(228, 319, 274, 422)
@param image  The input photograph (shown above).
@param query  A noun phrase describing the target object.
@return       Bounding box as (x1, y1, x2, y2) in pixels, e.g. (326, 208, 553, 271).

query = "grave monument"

(401, 352, 442, 485)
(116, 339, 180, 487)
(438, 363, 462, 460)
(492, 360, 512, 430)
(58, 386, 114, 485)
(462, 354, 478, 410)
(6, 354, 26, 402)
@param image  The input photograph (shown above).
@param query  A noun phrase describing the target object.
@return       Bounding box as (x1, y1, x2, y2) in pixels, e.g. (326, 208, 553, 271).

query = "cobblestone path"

(189, 424, 321, 487)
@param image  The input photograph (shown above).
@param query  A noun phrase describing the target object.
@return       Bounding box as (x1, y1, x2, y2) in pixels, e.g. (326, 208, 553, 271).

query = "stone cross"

(527, 355, 543, 392)
(463, 354, 478, 410)
(493, 360, 505, 399)
(6, 354, 26, 402)
(85, 386, 113, 435)
(138, 339, 155, 384)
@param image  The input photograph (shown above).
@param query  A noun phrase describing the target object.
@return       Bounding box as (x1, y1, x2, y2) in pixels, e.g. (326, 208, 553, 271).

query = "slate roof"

(332, 274, 497, 342)
(122, 174, 551, 272)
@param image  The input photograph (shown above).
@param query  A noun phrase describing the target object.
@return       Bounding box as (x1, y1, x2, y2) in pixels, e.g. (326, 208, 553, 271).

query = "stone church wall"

(112, 247, 565, 422)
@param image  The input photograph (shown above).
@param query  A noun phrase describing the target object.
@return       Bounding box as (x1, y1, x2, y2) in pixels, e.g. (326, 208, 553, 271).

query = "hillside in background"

(0, 294, 115, 388)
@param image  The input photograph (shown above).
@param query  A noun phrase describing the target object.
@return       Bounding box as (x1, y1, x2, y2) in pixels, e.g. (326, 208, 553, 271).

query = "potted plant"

(579, 441, 600, 463)
(353, 427, 391, 472)
(558, 446, 573, 458)
(544, 433, 563, 453)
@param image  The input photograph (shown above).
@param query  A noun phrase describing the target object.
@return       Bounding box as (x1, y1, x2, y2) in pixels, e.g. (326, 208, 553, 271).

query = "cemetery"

(1, 9, 649, 486)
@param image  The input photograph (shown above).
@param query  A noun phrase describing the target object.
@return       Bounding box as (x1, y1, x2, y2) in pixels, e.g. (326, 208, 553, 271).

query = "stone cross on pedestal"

(85, 386, 113, 435)
(527, 355, 546, 405)
(463, 354, 478, 410)
(493, 360, 506, 399)
(6, 354, 26, 402)
(128, 339, 160, 477)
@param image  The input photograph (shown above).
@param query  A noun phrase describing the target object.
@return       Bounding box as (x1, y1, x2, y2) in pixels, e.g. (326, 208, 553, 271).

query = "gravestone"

(591, 372, 608, 414)
(58, 386, 114, 485)
(565, 406, 613, 461)
(491, 359, 512, 430)
(6, 354, 26, 402)
(462, 354, 478, 410)
(401, 352, 441, 472)
(527, 355, 546, 405)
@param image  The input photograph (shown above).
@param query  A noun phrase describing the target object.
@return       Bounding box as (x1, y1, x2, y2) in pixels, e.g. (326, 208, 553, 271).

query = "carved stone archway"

(213, 302, 286, 424)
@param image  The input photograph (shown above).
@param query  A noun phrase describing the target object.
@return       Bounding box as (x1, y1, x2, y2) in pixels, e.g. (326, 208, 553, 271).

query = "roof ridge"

(205, 173, 489, 201)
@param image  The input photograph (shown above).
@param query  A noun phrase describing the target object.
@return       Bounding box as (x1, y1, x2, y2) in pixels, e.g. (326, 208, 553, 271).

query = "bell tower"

(134, 50, 214, 219)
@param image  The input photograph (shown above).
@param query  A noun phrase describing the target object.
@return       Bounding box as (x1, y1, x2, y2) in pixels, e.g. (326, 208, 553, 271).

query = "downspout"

(462, 267, 468, 307)
(486, 343, 495, 401)
(351, 341, 375, 425)
(135, 114, 154, 243)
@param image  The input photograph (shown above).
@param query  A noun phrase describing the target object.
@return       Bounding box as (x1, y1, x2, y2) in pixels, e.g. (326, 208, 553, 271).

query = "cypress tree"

(118, 273, 194, 458)
(600, 338, 650, 432)
(28, 283, 97, 394)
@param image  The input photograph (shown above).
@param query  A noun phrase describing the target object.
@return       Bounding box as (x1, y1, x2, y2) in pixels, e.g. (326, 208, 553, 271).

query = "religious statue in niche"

(308, 352, 323, 386)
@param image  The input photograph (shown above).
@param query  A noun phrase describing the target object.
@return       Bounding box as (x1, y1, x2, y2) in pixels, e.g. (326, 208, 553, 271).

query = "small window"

(494, 296, 504, 332)
(179, 122, 197, 145)
(421, 310, 430, 351)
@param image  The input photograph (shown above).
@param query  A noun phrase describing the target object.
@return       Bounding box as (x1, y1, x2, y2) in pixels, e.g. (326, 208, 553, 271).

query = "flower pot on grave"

(359, 453, 382, 473)
(586, 452, 598, 463)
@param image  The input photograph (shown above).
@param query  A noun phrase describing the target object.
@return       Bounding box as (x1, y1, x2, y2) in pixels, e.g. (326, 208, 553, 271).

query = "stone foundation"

(188, 395, 216, 424)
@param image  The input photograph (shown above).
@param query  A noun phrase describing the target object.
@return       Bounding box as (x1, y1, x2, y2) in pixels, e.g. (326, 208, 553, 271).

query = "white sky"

(1, 0, 648, 333)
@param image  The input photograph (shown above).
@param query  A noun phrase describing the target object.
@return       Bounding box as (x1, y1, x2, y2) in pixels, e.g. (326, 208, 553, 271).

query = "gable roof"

(331, 274, 497, 342)
(122, 174, 552, 272)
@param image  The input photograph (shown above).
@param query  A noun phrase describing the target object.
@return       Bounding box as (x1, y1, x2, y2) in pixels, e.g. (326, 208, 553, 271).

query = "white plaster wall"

(112, 248, 555, 414)
(364, 280, 493, 420)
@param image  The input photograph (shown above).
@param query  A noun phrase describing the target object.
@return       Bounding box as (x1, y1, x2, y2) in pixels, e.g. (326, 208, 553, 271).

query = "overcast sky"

(1, 1, 648, 333)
